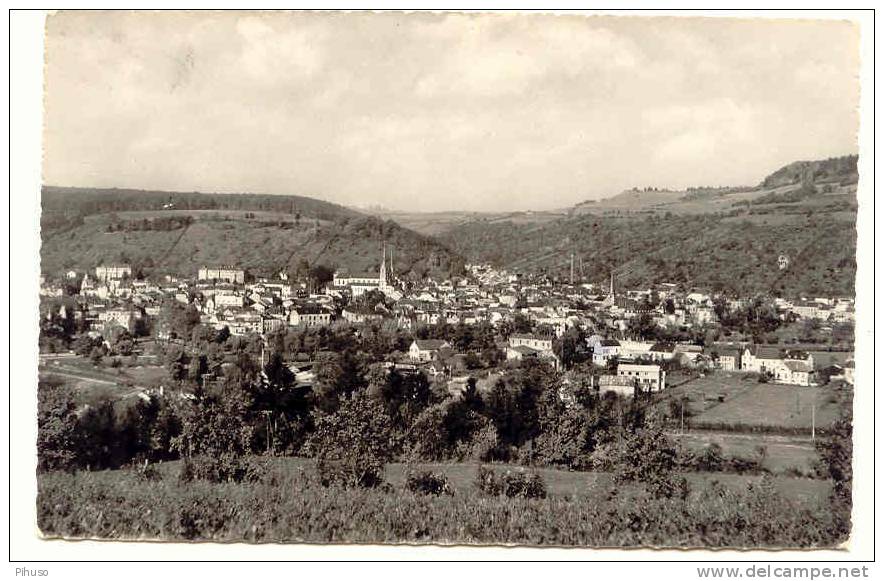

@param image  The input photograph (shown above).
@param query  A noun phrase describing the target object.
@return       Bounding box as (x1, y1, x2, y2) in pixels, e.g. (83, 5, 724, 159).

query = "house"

(289, 305, 332, 328)
(409, 339, 451, 362)
(741, 345, 815, 386)
(617, 363, 666, 392)
(507, 334, 560, 369)
(97, 308, 140, 332)
(261, 316, 286, 335)
(648, 342, 676, 362)
(506, 344, 542, 363)
(791, 300, 820, 320)
(741, 345, 785, 374)
(508, 333, 554, 353)
(596, 374, 637, 397)
(714, 347, 742, 371)
(766, 358, 815, 386)
(589, 336, 621, 365)
(342, 308, 384, 324)
(214, 292, 245, 309)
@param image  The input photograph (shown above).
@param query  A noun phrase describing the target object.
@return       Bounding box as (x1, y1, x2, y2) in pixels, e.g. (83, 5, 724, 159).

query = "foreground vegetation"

(38, 459, 843, 547)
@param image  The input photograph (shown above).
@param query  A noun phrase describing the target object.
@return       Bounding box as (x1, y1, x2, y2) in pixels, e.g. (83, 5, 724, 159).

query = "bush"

(178, 454, 264, 484)
(475, 466, 503, 496)
(316, 457, 385, 489)
(405, 470, 453, 496)
(475, 466, 546, 499)
(131, 459, 162, 482)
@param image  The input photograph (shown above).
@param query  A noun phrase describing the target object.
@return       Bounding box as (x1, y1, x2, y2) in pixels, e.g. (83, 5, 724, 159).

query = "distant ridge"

(40, 187, 464, 281)
(41, 185, 362, 223)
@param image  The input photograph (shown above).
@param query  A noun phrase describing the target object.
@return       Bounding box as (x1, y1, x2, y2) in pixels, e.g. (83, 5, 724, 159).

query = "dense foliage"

(441, 212, 856, 298)
(37, 462, 845, 547)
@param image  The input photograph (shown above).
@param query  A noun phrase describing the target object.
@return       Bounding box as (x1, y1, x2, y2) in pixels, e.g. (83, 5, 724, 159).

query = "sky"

(43, 11, 861, 212)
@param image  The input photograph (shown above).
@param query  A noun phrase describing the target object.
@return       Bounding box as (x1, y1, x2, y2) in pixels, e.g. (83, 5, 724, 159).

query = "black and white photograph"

(7, 6, 878, 567)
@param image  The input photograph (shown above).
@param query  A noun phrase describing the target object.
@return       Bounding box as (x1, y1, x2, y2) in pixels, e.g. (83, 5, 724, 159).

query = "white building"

(616, 363, 666, 392)
(408, 339, 450, 362)
(333, 245, 394, 297)
(95, 264, 131, 282)
(198, 266, 245, 284)
(289, 305, 332, 328)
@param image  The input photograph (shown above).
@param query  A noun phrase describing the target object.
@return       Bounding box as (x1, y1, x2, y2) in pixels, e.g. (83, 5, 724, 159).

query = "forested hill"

(40, 188, 464, 281)
(761, 155, 858, 189)
(440, 211, 856, 298)
(41, 186, 361, 230)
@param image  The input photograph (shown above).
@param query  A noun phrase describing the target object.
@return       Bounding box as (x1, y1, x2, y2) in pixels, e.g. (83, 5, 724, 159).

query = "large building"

(741, 345, 816, 386)
(333, 245, 393, 297)
(617, 363, 666, 392)
(95, 264, 131, 282)
(506, 333, 560, 369)
(198, 266, 245, 284)
(289, 305, 332, 328)
(597, 363, 666, 397)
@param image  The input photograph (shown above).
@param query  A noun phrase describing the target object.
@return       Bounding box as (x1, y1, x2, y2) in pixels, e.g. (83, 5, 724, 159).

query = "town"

(39, 247, 856, 401)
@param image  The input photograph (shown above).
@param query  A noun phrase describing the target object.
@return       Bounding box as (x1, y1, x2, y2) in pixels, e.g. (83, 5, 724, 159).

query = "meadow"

(662, 373, 842, 431)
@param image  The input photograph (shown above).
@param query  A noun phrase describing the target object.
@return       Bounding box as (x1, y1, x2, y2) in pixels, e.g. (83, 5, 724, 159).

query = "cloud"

(234, 16, 324, 82)
(413, 15, 642, 98)
(42, 12, 861, 212)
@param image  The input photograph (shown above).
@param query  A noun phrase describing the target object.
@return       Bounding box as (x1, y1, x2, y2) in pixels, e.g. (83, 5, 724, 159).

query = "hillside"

(379, 209, 568, 236)
(761, 155, 858, 189)
(569, 155, 859, 217)
(40, 189, 463, 280)
(440, 211, 856, 297)
(40, 186, 362, 234)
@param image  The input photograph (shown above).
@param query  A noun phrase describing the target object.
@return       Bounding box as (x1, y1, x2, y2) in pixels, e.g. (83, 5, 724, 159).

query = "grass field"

(671, 432, 818, 476)
(39, 354, 166, 404)
(662, 373, 842, 430)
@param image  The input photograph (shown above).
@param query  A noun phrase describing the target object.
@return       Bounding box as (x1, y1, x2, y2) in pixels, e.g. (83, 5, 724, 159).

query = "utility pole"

(680, 398, 685, 435)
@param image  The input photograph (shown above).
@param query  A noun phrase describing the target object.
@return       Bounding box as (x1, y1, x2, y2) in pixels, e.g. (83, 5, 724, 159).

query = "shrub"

(178, 454, 264, 484)
(475, 466, 547, 499)
(405, 470, 453, 496)
(131, 459, 162, 482)
(316, 457, 385, 489)
(697, 443, 724, 471)
(475, 466, 503, 496)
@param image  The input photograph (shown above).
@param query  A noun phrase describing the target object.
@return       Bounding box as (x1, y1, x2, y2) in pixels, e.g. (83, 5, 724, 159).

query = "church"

(332, 244, 400, 299)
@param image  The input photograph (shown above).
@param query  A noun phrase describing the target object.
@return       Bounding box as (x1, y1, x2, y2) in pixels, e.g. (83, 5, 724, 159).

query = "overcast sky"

(43, 11, 860, 212)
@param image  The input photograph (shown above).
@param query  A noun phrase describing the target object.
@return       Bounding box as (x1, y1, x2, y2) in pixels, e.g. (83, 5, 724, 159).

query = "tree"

(37, 381, 82, 472)
(815, 415, 853, 501)
(172, 388, 254, 459)
(308, 264, 335, 291)
(609, 416, 688, 499)
(165, 348, 189, 382)
(305, 392, 394, 487)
